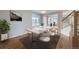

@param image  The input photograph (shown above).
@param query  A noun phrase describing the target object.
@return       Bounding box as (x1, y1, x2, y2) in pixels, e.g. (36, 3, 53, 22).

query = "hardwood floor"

(0, 33, 71, 49)
(0, 34, 31, 49)
(56, 33, 72, 49)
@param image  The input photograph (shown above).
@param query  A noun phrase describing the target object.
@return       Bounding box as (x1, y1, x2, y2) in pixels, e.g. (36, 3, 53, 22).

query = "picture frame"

(10, 10, 22, 21)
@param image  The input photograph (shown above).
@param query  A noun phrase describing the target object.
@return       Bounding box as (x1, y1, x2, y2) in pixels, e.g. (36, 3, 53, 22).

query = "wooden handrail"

(62, 10, 75, 21)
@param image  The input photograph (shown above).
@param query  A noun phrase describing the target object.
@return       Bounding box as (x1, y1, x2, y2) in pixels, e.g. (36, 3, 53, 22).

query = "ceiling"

(33, 10, 64, 14)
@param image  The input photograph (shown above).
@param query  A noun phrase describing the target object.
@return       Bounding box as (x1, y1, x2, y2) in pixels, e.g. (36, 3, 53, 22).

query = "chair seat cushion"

(40, 37, 50, 42)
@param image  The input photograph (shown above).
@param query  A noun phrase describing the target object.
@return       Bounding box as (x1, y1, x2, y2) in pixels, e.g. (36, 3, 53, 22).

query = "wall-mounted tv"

(10, 10, 22, 21)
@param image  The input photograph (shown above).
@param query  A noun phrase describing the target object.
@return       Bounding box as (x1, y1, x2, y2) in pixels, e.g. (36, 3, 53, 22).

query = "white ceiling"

(33, 10, 64, 14)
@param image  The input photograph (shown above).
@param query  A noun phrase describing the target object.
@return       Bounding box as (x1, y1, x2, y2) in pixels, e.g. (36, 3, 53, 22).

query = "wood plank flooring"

(0, 34, 30, 49)
(0, 33, 72, 49)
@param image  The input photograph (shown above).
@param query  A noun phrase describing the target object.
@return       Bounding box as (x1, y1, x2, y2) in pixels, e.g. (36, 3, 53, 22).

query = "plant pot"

(0, 34, 8, 41)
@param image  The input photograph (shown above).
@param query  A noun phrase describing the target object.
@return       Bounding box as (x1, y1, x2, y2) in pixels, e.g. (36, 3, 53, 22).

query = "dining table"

(26, 26, 58, 39)
(26, 26, 59, 49)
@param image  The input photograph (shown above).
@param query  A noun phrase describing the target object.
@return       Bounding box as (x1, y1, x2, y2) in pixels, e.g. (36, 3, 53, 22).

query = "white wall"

(0, 10, 10, 22)
(0, 10, 32, 38)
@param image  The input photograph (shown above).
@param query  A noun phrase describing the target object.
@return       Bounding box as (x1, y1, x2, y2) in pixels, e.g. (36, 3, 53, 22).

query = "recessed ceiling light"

(40, 11, 47, 13)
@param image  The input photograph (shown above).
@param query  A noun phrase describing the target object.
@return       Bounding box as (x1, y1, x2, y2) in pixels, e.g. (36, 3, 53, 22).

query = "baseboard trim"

(8, 33, 29, 40)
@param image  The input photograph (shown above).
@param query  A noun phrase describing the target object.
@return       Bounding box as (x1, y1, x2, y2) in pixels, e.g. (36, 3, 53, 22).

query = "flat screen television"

(10, 11, 22, 21)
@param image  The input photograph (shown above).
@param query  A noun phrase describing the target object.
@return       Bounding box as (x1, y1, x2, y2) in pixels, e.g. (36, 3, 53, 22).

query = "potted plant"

(50, 23, 52, 26)
(0, 19, 10, 41)
(53, 22, 56, 26)
(41, 23, 44, 26)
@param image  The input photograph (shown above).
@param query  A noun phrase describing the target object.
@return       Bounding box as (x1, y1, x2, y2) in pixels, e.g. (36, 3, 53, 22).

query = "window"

(32, 14, 40, 27)
(61, 14, 73, 36)
(48, 17, 51, 26)
(48, 14, 58, 26)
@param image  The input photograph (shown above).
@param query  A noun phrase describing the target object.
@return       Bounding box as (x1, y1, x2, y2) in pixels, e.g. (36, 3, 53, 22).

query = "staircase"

(57, 10, 79, 49)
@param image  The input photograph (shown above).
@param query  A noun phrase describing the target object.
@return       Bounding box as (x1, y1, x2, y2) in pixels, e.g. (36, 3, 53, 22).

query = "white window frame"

(32, 14, 40, 27)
